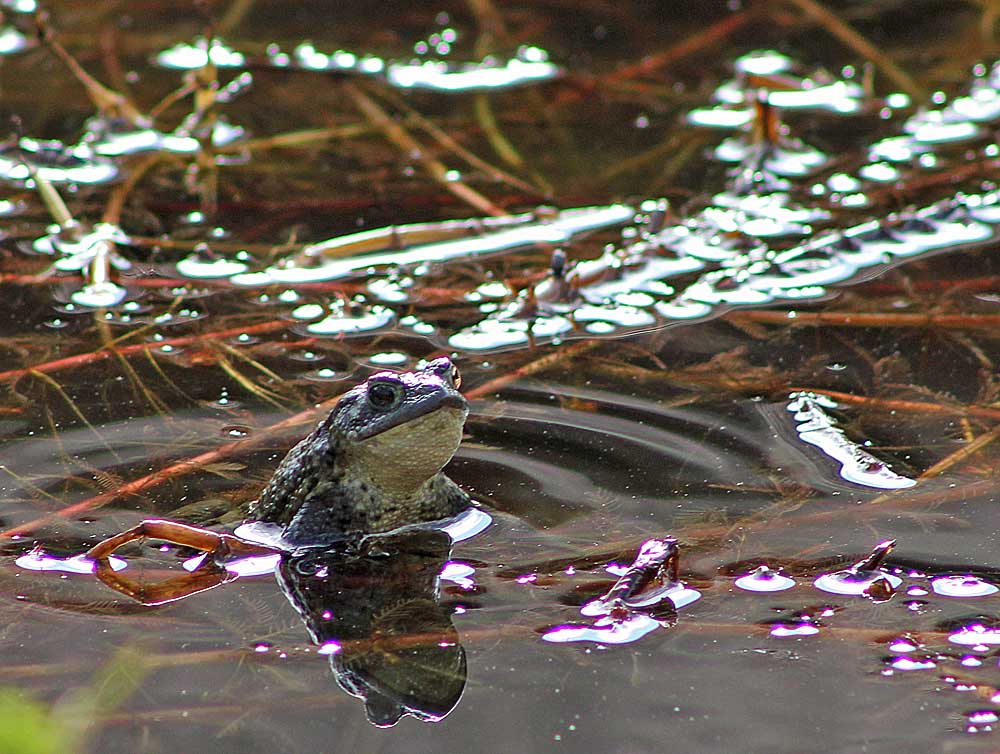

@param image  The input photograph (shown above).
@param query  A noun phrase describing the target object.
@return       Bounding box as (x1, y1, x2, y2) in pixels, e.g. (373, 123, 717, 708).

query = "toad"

(250, 356, 471, 543)
(85, 357, 472, 563)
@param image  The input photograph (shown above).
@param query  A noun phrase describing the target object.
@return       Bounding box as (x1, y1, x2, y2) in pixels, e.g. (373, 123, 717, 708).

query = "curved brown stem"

(85, 518, 278, 562)
(94, 558, 239, 606)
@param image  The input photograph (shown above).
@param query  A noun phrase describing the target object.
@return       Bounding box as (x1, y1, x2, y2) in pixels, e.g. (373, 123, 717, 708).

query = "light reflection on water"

(3, 352, 1000, 750)
(2, 2, 1000, 752)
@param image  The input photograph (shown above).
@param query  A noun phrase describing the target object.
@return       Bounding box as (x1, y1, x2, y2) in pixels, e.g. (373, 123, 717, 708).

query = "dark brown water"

(1, 1, 1000, 752)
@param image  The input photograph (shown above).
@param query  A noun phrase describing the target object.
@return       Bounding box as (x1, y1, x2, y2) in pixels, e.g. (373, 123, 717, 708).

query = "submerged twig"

(918, 422, 1000, 479)
(342, 81, 508, 217)
(466, 340, 601, 399)
(783, 0, 924, 99)
(600, 9, 757, 85)
(373, 85, 545, 198)
(0, 320, 292, 386)
(35, 10, 147, 125)
(0, 391, 344, 540)
(727, 311, 1000, 330)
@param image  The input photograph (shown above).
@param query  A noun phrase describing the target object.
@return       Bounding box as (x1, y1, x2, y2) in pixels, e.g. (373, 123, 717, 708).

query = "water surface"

(1, 1, 999, 752)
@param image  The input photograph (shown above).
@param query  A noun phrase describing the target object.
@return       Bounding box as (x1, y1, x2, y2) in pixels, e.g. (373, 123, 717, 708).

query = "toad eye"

(450, 365, 462, 389)
(367, 381, 401, 410)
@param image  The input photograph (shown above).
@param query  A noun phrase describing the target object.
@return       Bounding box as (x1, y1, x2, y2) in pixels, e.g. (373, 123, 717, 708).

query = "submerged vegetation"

(0, 0, 999, 750)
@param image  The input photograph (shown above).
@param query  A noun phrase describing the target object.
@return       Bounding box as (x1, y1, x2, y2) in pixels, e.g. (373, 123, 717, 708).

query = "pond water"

(1, 1, 1000, 752)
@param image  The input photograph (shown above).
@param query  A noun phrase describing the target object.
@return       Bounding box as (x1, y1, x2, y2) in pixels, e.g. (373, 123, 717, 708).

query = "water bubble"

(888, 637, 921, 653)
(301, 367, 340, 381)
(769, 623, 819, 637)
(813, 540, 901, 598)
(208, 389, 241, 409)
(469, 281, 510, 300)
(175, 255, 248, 278)
(290, 303, 325, 320)
(386, 50, 560, 92)
(967, 710, 1000, 725)
(218, 553, 281, 576)
(306, 304, 395, 335)
(403, 318, 435, 335)
(436, 507, 492, 544)
(687, 107, 753, 129)
(70, 282, 129, 309)
(858, 162, 900, 182)
(734, 566, 796, 592)
(0, 138, 117, 184)
(156, 38, 246, 69)
(949, 625, 1000, 646)
(288, 350, 324, 363)
(369, 352, 407, 366)
(888, 656, 936, 671)
(573, 303, 656, 329)
(814, 570, 901, 597)
(449, 314, 573, 351)
(590, 583, 702, 615)
(931, 575, 999, 598)
(886, 92, 911, 109)
(368, 277, 410, 303)
(827, 173, 861, 193)
(912, 120, 979, 144)
(542, 613, 663, 645)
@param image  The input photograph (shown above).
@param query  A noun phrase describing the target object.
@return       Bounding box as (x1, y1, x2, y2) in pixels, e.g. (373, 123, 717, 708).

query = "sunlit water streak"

(15, 548, 126, 573)
(0, 137, 118, 184)
(689, 49, 868, 124)
(786, 391, 915, 490)
(446, 54, 1000, 352)
(155, 37, 560, 92)
(450, 190, 1000, 351)
(228, 205, 633, 286)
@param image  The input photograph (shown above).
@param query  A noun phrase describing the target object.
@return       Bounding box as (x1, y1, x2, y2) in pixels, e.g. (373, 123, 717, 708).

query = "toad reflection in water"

(278, 530, 468, 727)
(83, 527, 472, 727)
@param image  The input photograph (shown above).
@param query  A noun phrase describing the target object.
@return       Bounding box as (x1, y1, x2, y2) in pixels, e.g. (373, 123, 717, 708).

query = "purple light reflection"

(15, 548, 126, 574)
